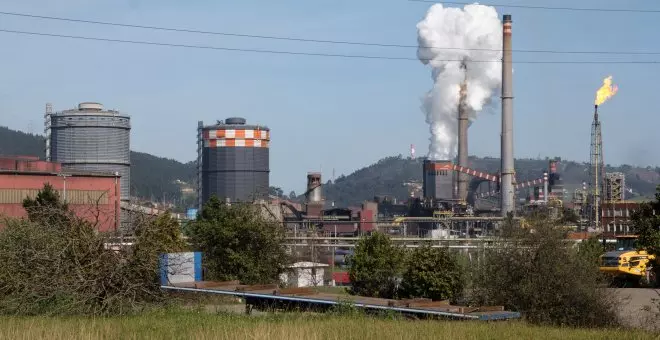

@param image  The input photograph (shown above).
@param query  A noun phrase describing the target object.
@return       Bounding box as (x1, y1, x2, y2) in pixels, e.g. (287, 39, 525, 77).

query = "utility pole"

(58, 173, 70, 202)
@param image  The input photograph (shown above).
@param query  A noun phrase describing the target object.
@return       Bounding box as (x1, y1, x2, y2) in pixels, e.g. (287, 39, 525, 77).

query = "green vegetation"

(471, 214, 619, 327)
(399, 246, 465, 302)
(0, 311, 654, 340)
(631, 185, 660, 285)
(347, 232, 404, 299)
(185, 196, 289, 284)
(0, 184, 186, 316)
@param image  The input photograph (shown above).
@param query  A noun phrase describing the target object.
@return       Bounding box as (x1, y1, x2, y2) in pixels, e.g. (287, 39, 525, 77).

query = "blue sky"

(0, 0, 658, 194)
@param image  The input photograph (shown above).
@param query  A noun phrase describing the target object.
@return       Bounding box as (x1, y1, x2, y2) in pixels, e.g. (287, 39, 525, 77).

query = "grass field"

(0, 310, 656, 340)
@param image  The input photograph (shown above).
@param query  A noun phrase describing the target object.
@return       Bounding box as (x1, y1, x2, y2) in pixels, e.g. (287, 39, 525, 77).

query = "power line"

(1, 10, 659, 55)
(407, 0, 660, 13)
(2, 28, 660, 64)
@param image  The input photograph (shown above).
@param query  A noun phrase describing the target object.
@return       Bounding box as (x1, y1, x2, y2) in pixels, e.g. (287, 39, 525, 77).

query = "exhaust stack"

(500, 14, 515, 216)
(457, 62, 469, 202)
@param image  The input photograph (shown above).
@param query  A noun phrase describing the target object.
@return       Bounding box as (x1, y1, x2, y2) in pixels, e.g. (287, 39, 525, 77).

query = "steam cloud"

(417, 3, 502, 160)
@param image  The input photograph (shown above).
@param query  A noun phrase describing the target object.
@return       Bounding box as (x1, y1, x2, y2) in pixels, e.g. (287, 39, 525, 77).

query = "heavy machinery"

(599, 235, 657, 287)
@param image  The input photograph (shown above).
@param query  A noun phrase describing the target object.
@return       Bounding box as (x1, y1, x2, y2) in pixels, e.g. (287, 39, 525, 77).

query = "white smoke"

(417, 3, 502, 160)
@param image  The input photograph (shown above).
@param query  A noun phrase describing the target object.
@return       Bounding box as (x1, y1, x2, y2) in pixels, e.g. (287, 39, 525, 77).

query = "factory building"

(46, 102, 131, 201)
(0, 156, 121, 232)
(422, 160, 454, 202)
(600, 201, 641, 235)
(197, 118, 270, 207)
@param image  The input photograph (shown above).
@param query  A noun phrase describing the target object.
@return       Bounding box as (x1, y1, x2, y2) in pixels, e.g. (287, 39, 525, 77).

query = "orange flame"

(595, 76, 618, 106)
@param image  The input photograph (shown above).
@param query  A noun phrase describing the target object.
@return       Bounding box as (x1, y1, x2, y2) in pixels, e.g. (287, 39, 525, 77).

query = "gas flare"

(595, 76, 618, 106)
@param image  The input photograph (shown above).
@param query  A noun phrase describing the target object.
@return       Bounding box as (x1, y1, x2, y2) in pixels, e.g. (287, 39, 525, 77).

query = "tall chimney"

(457, 62, 469, 202)
(500, 14, 515, 216)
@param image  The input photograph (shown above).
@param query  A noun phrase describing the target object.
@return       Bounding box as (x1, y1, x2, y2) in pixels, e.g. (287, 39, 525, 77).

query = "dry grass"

(0, 310, 655, 340)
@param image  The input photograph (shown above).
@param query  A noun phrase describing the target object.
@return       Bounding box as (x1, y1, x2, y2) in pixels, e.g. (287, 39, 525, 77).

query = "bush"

(347, 232, 404, 299)
(0, 184, 187, 316)
(471, 215, 619, 327)
(399, 246, 465, 302)
(185, 196, 289, 285)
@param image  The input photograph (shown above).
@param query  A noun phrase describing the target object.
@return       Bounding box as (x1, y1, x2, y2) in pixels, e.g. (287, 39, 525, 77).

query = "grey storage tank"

(197, 118, 270, 207)
(47, 102, 131, 201)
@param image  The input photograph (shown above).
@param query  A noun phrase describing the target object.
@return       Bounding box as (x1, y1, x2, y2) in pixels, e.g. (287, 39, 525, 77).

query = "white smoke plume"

(417, 3, 502, 160)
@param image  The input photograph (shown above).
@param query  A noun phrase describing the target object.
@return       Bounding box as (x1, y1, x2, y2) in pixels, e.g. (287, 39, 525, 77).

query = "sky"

(0, 0, 658, 194)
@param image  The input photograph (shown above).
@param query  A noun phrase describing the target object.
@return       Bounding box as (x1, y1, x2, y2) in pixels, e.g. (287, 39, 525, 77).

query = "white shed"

(279, 262, 329, 288)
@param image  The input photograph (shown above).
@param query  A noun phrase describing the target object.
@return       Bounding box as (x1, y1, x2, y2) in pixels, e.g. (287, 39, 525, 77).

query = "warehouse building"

(0, 156, 121, 232)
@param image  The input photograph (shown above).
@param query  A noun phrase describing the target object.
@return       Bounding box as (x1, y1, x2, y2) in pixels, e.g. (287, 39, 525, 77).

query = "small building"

(0, 156, 121, 232)
(279, 262, 329, 288)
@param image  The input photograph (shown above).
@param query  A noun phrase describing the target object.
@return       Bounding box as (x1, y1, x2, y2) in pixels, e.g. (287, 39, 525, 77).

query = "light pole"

(58, 173, 70, 202)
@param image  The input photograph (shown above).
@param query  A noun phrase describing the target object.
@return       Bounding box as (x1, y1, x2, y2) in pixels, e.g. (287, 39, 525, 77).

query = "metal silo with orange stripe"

(197, 117, 270, 208)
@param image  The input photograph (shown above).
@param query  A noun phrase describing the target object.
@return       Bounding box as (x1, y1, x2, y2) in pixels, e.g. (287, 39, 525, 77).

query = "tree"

(269, 186, 284, 198)
(185, 196, 289, 285)
(631, 185, 660, 284)
(289, 191, 296, 200)
(347, 232, 404, 299)
(22, 183, 73, 226)
(128, 212, 189, 292)
(577, 237, 605, 267)
(399, 246, 465, 302)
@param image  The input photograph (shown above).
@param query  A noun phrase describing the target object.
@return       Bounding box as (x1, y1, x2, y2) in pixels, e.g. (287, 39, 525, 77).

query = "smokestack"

(306, 172, 323, 203)
(457, 62, 469, 202)
(500, 14, 515, 216)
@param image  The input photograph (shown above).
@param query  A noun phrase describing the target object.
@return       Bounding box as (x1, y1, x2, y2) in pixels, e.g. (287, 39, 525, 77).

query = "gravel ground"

(608, 288, 660, 331)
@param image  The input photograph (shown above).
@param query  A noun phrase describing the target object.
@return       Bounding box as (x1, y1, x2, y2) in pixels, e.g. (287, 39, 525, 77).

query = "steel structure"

(48, 102, 131, 201)
(198, 118, 270, 208)
(500, 14, 515, 216)
(604, 172, 625, 203)
(588, 105, 605, 229)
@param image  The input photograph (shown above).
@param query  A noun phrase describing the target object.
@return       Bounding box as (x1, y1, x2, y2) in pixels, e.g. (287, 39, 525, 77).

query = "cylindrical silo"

(49, 102, 131, 201)
(199, 117, 270, 206)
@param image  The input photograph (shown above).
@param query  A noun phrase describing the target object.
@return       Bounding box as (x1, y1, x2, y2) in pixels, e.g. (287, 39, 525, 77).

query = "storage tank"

(197, 118, 270, 207)
(48, 102, 131, 201)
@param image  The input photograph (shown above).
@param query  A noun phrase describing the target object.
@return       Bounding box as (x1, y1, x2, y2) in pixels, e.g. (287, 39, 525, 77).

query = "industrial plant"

(0, 13, 644, 242)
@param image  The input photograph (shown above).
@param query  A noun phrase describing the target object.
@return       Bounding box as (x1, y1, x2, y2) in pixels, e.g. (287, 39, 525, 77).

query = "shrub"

(399, 246, 465, 302)
(0, 184, 187, 316)
(347, 232, 404, 299)
(185, 196, 289, 285)
(471, 215, 619, 327)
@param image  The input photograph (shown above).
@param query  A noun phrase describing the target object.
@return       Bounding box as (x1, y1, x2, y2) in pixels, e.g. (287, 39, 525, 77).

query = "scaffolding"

(604, 172, 625, 203)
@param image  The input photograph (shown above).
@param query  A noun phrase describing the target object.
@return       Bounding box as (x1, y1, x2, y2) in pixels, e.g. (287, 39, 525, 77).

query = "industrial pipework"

(500, 14, 515, 216)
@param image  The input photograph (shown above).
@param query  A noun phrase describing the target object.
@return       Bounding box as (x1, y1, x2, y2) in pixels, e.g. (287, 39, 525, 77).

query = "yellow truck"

(599, 235, 657, 287)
